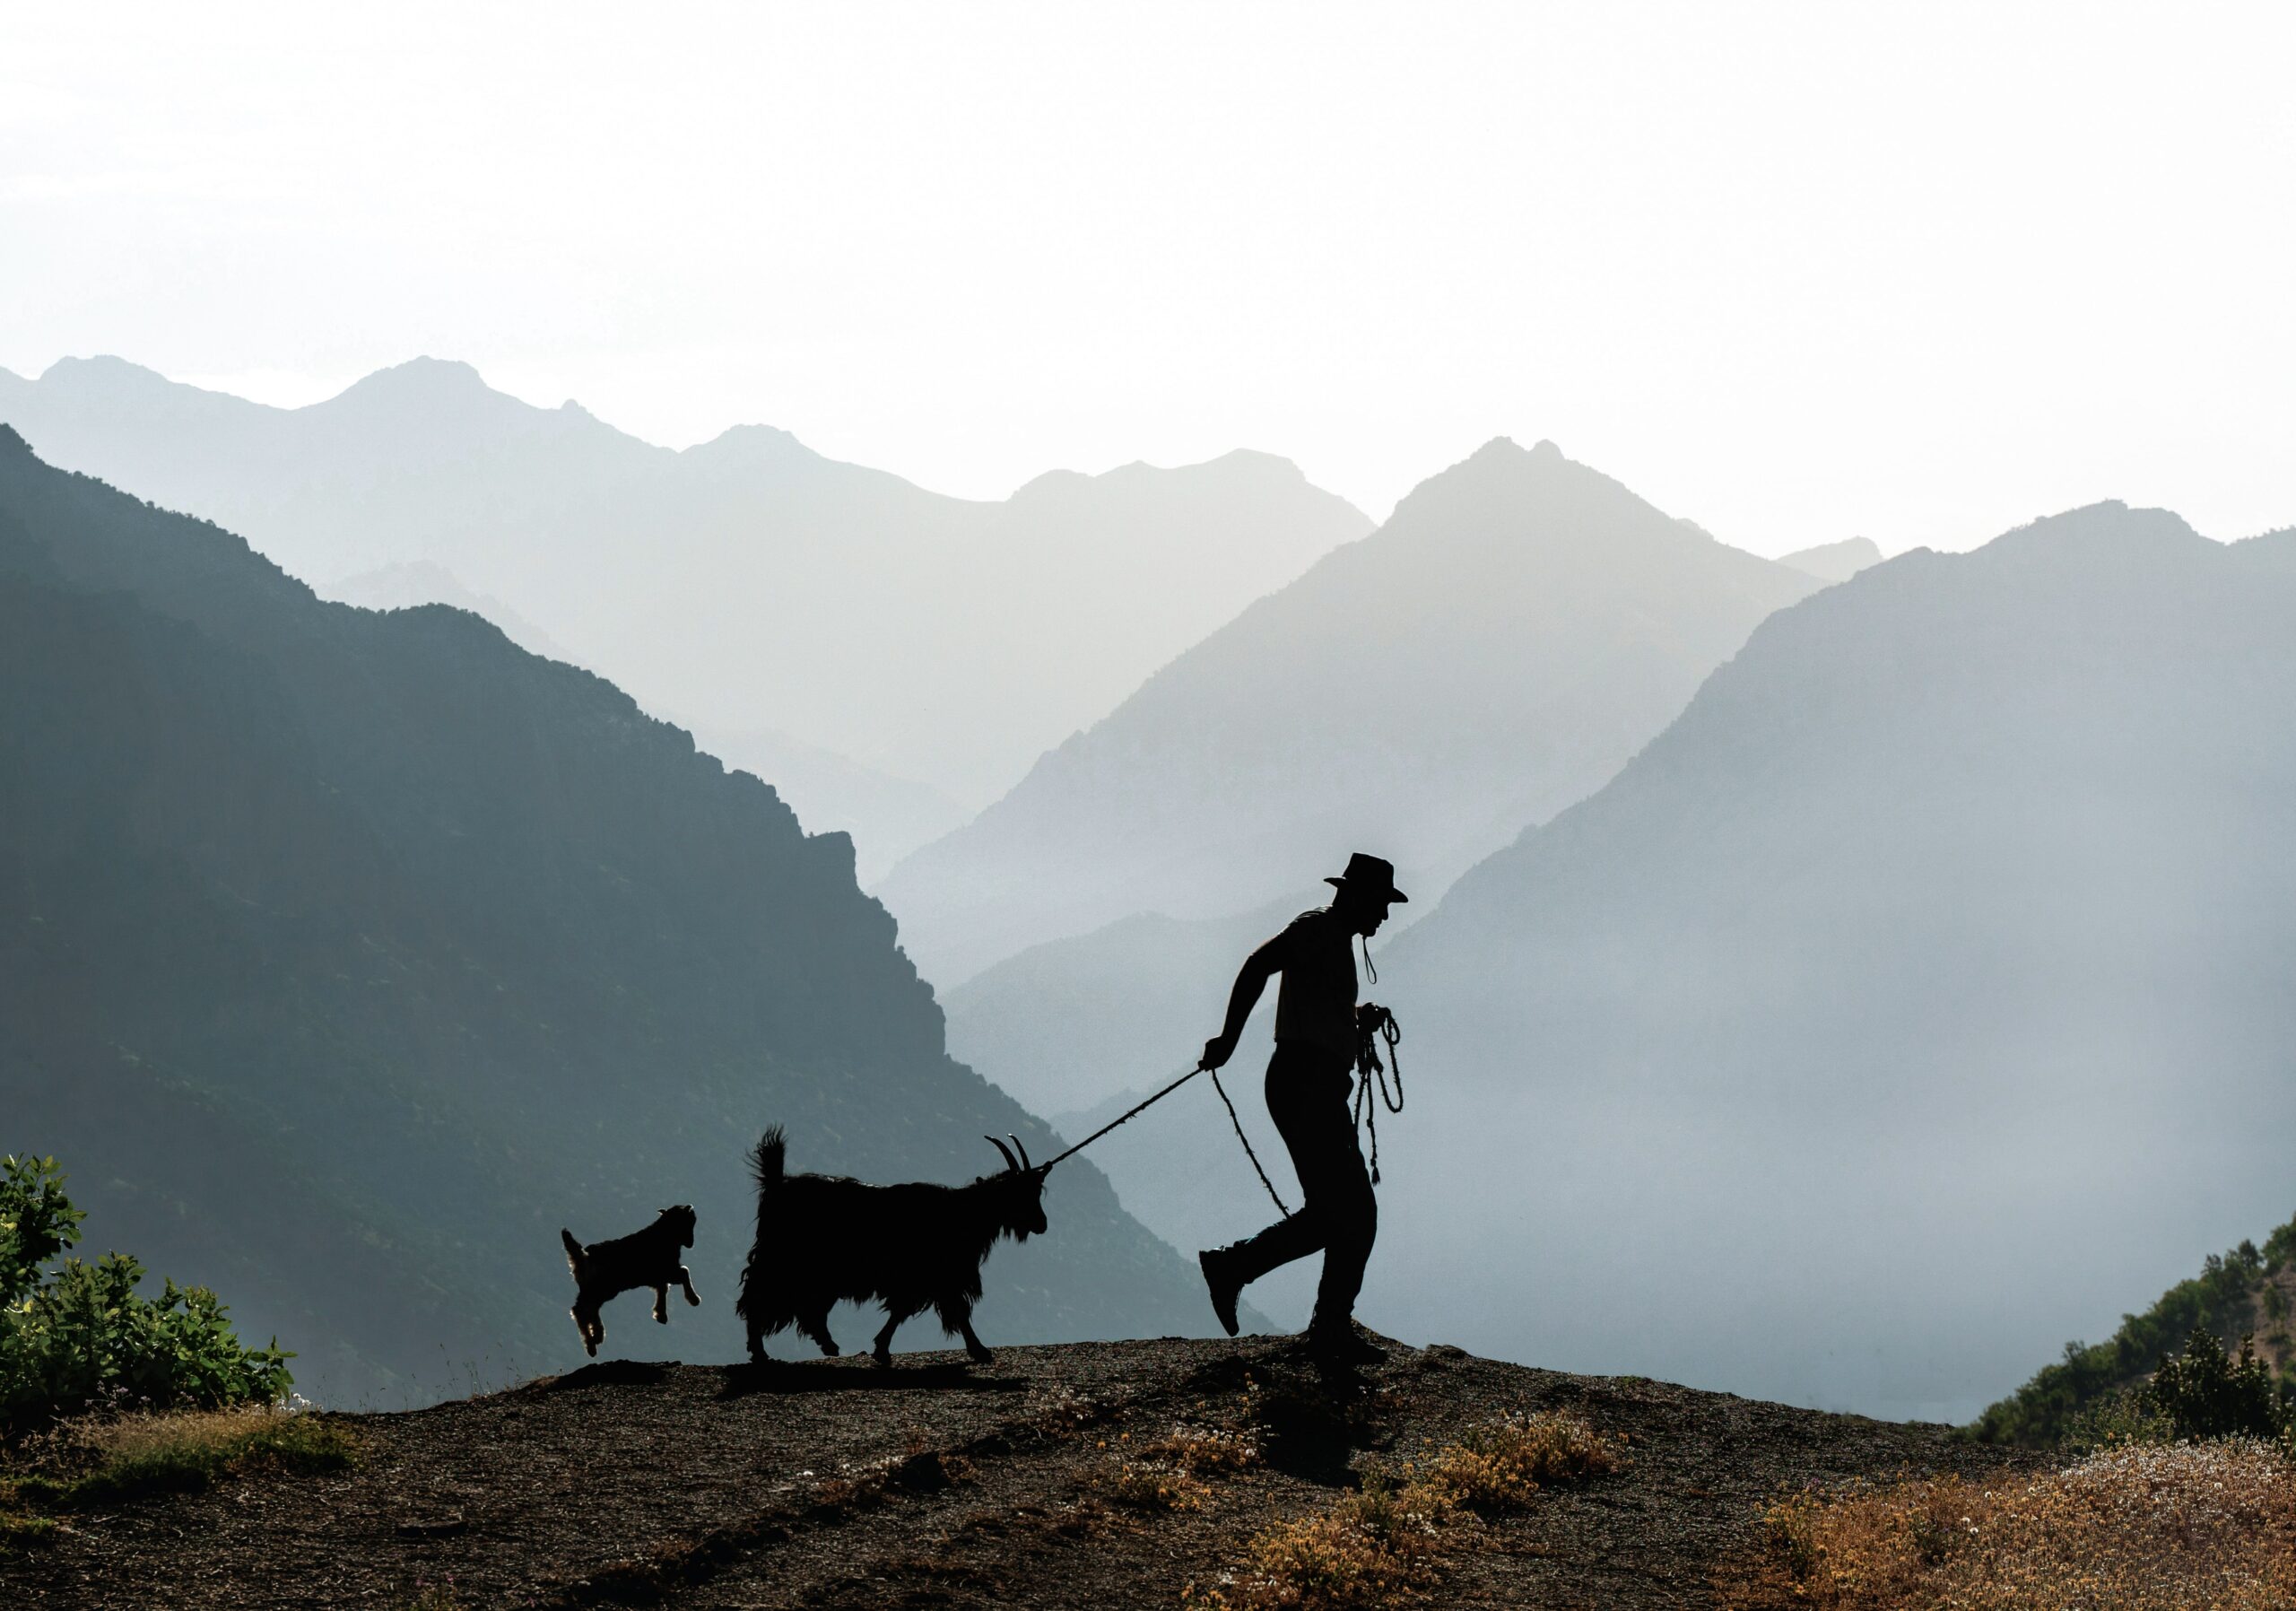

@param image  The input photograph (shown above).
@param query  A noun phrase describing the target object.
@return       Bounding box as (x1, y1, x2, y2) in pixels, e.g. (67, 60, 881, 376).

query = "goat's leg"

(573, 1300, 602, 1357)
(872, 1304, 918, 1367)
(678, 1266, 700, 1306)
(798, 1306, 840, 1357)
(653, 1284, 670, 1324)
(939, 1300, 994, 1366)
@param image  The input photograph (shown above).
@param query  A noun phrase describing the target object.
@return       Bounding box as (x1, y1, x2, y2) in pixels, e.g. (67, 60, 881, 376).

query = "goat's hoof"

(656, 1312, 669, 1325)
(684, 1290, 700, 1306)
(967, 1348, 994, 1367)
(872, 1350, 892, 1369)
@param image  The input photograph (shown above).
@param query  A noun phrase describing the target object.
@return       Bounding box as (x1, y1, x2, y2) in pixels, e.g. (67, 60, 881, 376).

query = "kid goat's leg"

(678, 1266, 700, 1306)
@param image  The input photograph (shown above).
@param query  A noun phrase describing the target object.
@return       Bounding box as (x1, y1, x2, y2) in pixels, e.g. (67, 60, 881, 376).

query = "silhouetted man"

(1196, 852, 1404, 1360)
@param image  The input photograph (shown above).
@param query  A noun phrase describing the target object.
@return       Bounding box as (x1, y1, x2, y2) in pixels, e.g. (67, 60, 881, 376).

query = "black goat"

(735, 1127, 1048, 1366)
(560, 1205, 700, 1358)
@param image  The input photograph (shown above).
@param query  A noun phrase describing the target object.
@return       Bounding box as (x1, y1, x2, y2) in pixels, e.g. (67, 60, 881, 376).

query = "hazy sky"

(5, 3, 2292, 554)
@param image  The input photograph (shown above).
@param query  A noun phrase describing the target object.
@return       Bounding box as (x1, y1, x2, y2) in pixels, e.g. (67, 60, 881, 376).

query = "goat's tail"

(735, 1127, 787, 1329)
(752, 1125, 787, 1195)
(560, 1227, 586, 1281)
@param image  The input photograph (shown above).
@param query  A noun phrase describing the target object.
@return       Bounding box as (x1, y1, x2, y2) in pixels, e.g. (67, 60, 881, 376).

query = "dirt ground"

(3, 1333, 2031, 1609)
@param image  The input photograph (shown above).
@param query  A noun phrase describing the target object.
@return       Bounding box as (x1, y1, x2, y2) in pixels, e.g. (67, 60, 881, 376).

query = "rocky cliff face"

(0, 430, 1210, 1405)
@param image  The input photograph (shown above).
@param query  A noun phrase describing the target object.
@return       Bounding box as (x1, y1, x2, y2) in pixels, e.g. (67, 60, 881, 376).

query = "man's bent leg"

(1269, 1050, 1377, 1331)
(1205, 1046, 1347, 1289)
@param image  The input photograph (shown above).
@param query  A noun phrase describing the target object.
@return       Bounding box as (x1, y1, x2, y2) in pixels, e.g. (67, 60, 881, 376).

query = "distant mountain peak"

(1779, 536, 1883, 583)
(335, 356, 492, 399)
(1988, 501, 2207, 564)
(683, 422, 827, 470)
(37, 354, 179, 393)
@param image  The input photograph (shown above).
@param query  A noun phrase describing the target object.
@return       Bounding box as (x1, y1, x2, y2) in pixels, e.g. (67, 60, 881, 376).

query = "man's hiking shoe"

(1199, 1249, 1241, 1337)
(1304, 1322, 1386, 1363)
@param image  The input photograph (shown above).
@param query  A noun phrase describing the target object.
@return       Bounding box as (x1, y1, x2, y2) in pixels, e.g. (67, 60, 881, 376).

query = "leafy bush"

(1974, 1215, 2295, 1446)
(0, 1155, 293, 1437)
(2140, 1324, 2291, 1444)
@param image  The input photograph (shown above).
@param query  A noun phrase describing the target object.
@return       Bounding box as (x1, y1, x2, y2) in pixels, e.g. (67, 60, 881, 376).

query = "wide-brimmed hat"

(1325, 852, 1407, 903)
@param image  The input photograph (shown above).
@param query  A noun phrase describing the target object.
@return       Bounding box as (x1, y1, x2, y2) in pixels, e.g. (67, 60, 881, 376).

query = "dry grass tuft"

(1187, 1408, 1619, 1609)
(1142, 1423, 1262, 1476)
(1085, 1456, 1214, 1512)
(1727, 1439, 2296, 1610)
(1414, 1409, 1624, 1513)
(1189, 1486, 1448, 1608)
(4, 1403, 355, 1518)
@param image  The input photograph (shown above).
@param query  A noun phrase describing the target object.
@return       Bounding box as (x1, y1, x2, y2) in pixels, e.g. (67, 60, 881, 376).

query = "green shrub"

(1974, 1216, 2294, 1446)
(2140, 1324, 2290, 1444)
(2061, 1386, 2174, 1452)
(0, 1155, 293, 1437)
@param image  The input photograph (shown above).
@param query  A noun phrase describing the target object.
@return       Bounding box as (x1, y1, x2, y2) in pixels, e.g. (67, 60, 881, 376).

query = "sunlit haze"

(5, 2, 2292, 552)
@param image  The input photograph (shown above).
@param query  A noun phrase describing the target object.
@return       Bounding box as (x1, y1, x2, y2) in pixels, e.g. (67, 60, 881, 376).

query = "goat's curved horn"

(985, 1135, 1021, 1172)
(1010, 1134, 1032, 1171)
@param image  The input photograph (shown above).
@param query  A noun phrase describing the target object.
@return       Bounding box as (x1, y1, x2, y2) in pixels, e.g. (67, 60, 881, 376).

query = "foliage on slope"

(1974, 1212, 2296, 1446)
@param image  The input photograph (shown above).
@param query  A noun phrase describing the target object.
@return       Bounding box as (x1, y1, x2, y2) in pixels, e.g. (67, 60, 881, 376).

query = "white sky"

(4, 2, 2292, 554)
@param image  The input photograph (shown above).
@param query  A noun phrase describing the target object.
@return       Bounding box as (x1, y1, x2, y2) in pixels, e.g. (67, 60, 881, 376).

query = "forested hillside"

(0, 429, 1210, 1405)
(1977, 1212, 2296, 1445)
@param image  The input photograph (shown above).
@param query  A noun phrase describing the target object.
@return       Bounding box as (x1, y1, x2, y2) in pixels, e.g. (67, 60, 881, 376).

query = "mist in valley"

(6, 4, 2296, 1433)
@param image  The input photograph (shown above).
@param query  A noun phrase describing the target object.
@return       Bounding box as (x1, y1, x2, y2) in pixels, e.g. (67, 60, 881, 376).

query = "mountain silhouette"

(1779, 535, 1882, 581)
(0, 357, 1370, 809)
(879, 438, 1828, 988)
(0, 429, 1214, 1405)
(318, 560, 574, 660)
(1365, 502, 2296, 1420)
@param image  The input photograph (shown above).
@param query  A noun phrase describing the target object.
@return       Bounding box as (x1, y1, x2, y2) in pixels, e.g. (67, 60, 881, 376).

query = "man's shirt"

(1265, 907, 1358, 1057)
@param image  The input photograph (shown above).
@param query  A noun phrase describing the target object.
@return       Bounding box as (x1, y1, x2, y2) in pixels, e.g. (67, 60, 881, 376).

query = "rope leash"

(1038, 1058, 1296, 1217)
(1211, 1064, 1292, 1217)
(1035, 944, 1402, 1207)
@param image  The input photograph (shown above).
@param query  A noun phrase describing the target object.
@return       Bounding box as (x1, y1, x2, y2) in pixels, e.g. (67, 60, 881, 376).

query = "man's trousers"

(1215, 1041, 1376, 1328)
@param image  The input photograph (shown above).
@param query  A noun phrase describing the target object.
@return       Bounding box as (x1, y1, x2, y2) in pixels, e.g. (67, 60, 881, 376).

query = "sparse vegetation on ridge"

(1, 1403, 355, 1550)
(1974, 1211, 2296, 1447)
(1726, 1441, 2296, 1610)
(1185, 1408, 1623, 1609)
(1, 1154, 293, 1440)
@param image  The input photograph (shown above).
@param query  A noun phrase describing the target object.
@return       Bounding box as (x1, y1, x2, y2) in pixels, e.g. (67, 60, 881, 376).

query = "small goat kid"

(736, 1127, 1048, 1367)
(560, 1205, 700, 1358)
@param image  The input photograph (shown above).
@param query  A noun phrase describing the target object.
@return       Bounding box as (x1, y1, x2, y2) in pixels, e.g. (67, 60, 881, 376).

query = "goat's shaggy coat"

(560, 1205, 700, 1357)
(735, 1126, 1048, 1366)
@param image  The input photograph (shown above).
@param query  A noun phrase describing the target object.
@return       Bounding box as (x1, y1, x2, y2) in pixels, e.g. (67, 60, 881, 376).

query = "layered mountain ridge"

(1359, 501, 2296, 1419)
(0, 356, 1371, 815)
(0, 428, 1213, 1405)
(883, 436, 1826, 988)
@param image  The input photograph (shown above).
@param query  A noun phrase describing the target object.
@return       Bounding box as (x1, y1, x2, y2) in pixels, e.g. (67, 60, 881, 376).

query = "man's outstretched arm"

(1201, 937, 1283, 1070)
